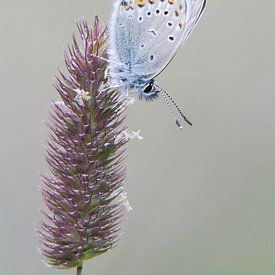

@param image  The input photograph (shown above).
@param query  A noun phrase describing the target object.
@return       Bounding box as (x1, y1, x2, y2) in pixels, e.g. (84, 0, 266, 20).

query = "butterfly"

(108, 0, 207, 127)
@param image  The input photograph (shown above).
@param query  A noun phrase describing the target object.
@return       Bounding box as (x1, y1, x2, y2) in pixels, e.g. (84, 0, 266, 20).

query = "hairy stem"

(76, 266, 83, 275)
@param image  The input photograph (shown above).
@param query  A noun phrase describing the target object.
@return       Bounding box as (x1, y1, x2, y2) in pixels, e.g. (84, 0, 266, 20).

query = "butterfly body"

(109, 0, 206, 101)
(110, 63, 159, 100)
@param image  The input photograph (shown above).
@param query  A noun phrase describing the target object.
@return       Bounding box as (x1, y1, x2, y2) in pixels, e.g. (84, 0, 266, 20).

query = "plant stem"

(77, 265, 83, 275)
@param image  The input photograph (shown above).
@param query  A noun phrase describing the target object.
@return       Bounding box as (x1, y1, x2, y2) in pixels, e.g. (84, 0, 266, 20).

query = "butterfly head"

(138, 79, 159, 101)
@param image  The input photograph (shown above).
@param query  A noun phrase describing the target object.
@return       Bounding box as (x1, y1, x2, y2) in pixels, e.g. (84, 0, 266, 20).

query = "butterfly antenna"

(157, 85, 193, 127)
(159, 89, 183, 129)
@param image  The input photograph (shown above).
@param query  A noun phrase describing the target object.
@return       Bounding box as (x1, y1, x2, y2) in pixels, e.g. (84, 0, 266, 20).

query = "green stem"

(76, 265, 83, 275)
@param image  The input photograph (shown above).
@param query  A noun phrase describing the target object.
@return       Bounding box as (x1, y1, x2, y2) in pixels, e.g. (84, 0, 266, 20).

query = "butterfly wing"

(109, 0, 206, 80)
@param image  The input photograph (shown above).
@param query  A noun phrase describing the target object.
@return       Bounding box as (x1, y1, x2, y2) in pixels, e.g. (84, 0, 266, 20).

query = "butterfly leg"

(92, 54, 123, 67)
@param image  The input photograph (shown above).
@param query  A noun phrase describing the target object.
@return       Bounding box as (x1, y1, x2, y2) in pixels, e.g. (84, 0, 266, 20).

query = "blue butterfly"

(108, 0, 206, 127)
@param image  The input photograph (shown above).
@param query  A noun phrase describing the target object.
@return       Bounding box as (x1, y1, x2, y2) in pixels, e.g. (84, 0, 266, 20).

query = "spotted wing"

(109, 0, 206, 80)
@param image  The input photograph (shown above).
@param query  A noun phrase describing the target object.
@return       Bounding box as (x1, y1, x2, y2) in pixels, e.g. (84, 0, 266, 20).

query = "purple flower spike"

(39, 17, 129, 271)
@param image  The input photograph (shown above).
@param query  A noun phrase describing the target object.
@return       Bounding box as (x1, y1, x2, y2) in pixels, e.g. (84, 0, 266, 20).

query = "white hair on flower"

(114, 129, 143, 144)
(74, 88, 91, 105)
(110, 187, 133, 212)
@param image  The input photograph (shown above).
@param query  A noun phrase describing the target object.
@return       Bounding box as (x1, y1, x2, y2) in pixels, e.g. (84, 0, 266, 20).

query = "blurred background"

(1, 0, 275, 274)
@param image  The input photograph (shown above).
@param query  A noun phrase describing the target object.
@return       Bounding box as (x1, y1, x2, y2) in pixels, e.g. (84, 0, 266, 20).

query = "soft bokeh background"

(1, 0, 275, 274)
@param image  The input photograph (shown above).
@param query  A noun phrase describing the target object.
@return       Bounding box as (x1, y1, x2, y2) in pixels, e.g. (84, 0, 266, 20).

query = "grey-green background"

(1, 0, 275, 274)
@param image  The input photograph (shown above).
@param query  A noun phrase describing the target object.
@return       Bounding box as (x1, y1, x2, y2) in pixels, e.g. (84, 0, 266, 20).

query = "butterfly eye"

(140, 80, 159, 101)
(143, 82, 154, 94)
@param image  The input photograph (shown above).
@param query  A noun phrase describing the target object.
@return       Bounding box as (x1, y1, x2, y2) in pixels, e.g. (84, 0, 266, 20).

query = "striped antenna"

(161, 91, 183, 129)
(156, 85, 193, 127)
